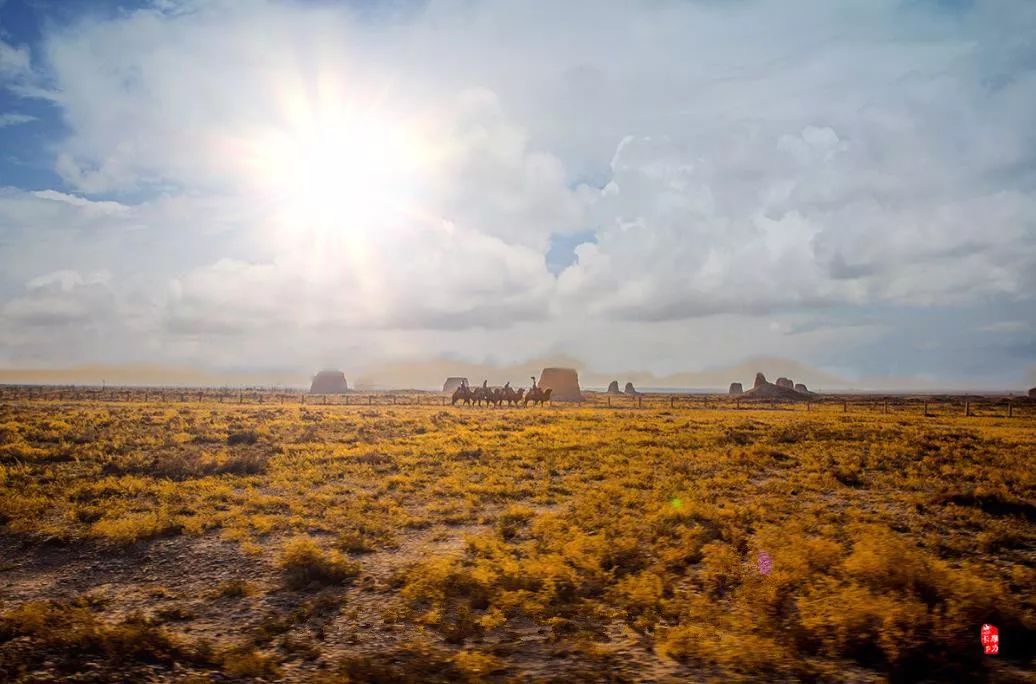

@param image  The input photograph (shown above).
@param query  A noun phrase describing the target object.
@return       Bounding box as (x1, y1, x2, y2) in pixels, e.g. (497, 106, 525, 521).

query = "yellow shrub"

(278, 536, 359, 589)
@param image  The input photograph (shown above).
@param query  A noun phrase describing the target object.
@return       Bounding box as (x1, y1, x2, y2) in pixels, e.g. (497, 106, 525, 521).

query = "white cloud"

(31, 189, 128, 215)
(0, 112, 35, 127)
(0, 38, 31, 81)
(3, 269, 115, 326)
(0, 0, 1033, 382)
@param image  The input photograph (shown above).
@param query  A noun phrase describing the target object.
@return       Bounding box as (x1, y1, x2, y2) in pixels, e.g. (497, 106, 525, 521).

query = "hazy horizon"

(1, 354, 1032, 393)
(1, 1, 1035, 388)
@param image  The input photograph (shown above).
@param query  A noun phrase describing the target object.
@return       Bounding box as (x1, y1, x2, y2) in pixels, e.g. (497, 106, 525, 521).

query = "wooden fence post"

(638, 395, 643, 409)
(843, 400, 847, 413)
(771, 399, 775, 410)
(607, 396, 611, 408)
(670, 396, 674, 409)
(1008, 401, 1013, 418)
(965, 401, 971, 417)
(368, 396, 373, 405)
(736, 399, 740, 410)
(883, 400, 888, 414)
(924, 400, 929, 416)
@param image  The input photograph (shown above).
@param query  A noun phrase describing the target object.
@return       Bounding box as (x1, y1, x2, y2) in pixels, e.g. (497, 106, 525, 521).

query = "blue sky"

(0, 0, 1034, 388)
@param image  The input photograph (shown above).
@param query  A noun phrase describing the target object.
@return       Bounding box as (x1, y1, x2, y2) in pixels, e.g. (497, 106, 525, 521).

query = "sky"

(0, 0, 1034, 389)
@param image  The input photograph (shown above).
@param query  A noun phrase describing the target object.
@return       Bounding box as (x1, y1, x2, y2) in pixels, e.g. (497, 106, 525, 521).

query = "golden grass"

(0, 398, 1033, 680)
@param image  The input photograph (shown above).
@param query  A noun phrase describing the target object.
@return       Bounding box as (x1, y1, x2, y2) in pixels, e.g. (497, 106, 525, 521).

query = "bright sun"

(238, 86, 432, 253)
(270, 114, 422, 229)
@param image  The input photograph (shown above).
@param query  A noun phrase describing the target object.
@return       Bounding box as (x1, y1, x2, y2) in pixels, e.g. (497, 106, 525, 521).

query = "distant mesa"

(443, 377, 468, 393)
(1029, 387, 1036, 399)
(310, 370, 348, 394)
(624, 382, 640, 395)
(606, 380, 621, 394)
(737, 372, 813, 401)
(538, 367, 583, 402)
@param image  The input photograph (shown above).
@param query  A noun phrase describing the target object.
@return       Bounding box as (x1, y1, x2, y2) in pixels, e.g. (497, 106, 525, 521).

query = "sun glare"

(237, 83, 432, 259)
(271, 113, 423, 229)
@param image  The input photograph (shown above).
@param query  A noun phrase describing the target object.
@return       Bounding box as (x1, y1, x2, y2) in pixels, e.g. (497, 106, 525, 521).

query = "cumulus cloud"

(3, 269, 114, 324)
(0, 0, 1033, 384)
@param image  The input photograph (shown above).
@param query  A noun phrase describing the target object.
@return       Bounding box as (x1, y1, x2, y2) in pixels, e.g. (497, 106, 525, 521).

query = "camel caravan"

(450, 377, 553, 407)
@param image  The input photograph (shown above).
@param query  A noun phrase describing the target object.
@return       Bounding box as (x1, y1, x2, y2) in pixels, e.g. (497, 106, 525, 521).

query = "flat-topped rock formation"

(1030, 387, 1036, 398)
(795, 383, 809, 393)
(538, 367, 583, 402)
(310, 370, 349, 394)
(606, 380, 621, 394)
(624, 382, 640, 395)
(729, 382, 743, 395)
(443, 377, 468, 393)
(776, 377, 794, 389)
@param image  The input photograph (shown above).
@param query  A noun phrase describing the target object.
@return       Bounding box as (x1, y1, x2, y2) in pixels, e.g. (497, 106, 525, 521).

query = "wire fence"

(1, 385, 1033, 419)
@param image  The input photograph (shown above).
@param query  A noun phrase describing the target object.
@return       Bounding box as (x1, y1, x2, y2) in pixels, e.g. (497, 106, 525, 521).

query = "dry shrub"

(90, 510, 184, 544)
(0, 599, 215, 672)
(102, 448, 268, 480)
(493, 504, 535, 540)
(226, 429, 260, 446)
(218, 645, 281, 678)
(319, 646, 475, 683)
(278, 536, 360, 589)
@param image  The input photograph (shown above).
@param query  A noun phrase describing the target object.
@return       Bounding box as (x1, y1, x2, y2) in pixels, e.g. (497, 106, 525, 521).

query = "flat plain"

(1, 393, 1034, 682)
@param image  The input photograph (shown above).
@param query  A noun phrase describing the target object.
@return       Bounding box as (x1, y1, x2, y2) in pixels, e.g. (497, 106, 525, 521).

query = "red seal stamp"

(980, 624, 998, 655)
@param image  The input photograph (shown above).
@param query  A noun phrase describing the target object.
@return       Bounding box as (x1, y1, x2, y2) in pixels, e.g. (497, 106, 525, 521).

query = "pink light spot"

(757, 551, 772, 576)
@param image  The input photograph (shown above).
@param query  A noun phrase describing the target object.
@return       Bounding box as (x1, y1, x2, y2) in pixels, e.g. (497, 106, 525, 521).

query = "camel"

(453, 380, 527, 408)
(472, 380, 491, 406)
(488, 384, 518, 407)
(524, 387, 552, 406)
(451, 384, 473, 406)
